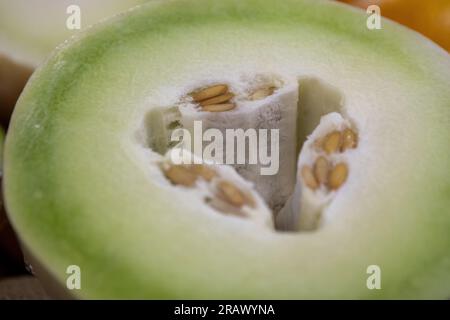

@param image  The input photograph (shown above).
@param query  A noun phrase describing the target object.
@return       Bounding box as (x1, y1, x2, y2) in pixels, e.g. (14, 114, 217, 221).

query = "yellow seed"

(217, 180, 246, 207)
(341, 128, 358, 151)
(301, 165, 319, 190)
(243, 193, 256, 208)
(249, 86, 276, 100)
(191, 84, 228, 102)
(189, 164, 217, 181)
(202, 103, 236, 112)
(313, 156, 329, 185)
(199, 93, 234, 106)
(163, 165, 197, 187)
(322, 131, 342, 154)
(205, 197, 247, 216)
(328, 163, 348, 190)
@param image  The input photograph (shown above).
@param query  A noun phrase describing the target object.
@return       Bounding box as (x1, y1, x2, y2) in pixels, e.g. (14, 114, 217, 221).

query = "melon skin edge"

(3, 0, 450, 299)
(0, 1, 148, 126)
(0, 0, 148, 67)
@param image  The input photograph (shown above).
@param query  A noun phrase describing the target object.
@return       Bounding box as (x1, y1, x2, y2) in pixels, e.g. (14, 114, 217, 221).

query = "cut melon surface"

(3, 0, 450, 299)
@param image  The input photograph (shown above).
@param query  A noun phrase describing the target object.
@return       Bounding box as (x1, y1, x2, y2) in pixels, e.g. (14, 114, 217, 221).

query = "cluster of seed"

(190, 84, 235, 112)
(163, 164, 216, 186)
(302, 128, 358, 191)
(162, 164, 255, 215)
(190, 84, 277, 112)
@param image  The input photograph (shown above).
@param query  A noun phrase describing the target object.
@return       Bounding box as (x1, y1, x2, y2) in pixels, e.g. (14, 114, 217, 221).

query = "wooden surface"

(0, 276, 50, 300)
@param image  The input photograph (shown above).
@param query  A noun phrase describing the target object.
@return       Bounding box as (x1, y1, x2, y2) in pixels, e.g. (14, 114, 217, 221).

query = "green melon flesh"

(4, 0, 450, 299)
(0, 0, 146, 125)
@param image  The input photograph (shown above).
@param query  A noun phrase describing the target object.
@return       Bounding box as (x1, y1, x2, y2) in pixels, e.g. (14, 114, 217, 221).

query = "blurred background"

(0, 0, 449, 298)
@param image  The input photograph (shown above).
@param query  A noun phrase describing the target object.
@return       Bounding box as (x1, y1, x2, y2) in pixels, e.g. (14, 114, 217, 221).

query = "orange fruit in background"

(339, 0, 450, 52)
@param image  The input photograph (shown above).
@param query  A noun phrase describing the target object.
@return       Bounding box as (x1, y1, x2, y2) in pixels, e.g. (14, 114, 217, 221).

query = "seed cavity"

(161, 163, 256, 218)
(304, 126, 357, 192)
(147, 78, 356, 231)
(322, 131, 341, 155)
(249, 86, 276, 100)
(328, 163, 348, 190)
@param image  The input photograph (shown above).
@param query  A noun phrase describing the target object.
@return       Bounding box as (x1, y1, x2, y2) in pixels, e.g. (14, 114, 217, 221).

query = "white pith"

(179, 74, 298, 212)
(161, 149, 273, 228)
(136, 73, 354, 231)
(276, 112, 357, 231)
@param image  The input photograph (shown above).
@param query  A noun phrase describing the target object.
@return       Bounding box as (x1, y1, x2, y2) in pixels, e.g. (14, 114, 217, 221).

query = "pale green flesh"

(4, 0, 450, 298)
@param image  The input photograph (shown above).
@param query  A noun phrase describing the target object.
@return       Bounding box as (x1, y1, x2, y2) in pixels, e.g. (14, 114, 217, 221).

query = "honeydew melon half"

(4, 0, 450, 299)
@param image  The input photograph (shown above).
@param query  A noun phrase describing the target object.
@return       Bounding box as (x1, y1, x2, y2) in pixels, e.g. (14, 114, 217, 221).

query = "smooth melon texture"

(4, 0, 450, 299)
(1, 126, 25, 277)
(339, 0, 450, 52)
(0, 0, 147, 126)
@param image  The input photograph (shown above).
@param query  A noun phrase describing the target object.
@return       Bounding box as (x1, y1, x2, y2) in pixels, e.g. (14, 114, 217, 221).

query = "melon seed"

(217, 180, 246, 207)
(164, 165, 197, 187)
(243, 193, 256, 208)
(313, 156, 329, 185)
(323, 131, 342, 154)
(190, 164, 217, 181)
(301, 165, 319, 190)
(191, 84, 228, 102)
(341, 128, 358, 151)
(328, 163, 348, 190)
(200, 93, 234, 106)
(205, 197, 247, 217)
